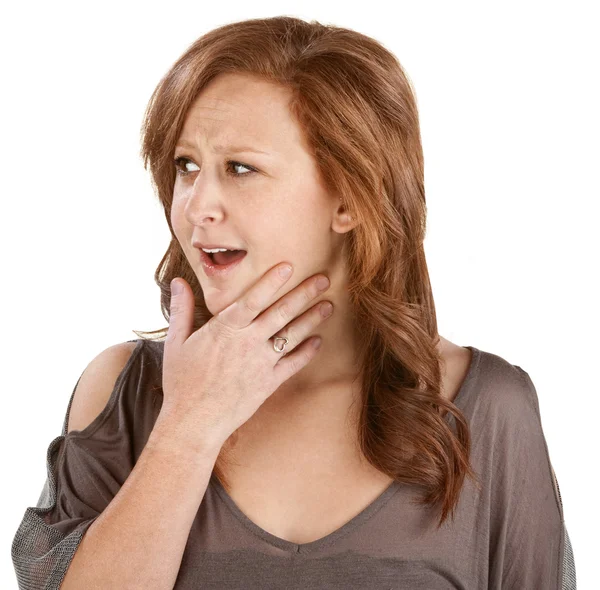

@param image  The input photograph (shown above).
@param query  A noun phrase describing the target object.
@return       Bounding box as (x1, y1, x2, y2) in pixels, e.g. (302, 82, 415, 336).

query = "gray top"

(11, 339, 577, 589)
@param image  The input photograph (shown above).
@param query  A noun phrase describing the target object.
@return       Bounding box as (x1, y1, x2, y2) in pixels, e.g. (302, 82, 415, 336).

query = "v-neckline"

(209, 345, 481, 554)
(211, 473, 402, 554)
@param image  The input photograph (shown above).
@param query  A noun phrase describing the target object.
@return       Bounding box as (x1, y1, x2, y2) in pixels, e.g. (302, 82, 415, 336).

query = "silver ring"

(273, 336, 288, 353)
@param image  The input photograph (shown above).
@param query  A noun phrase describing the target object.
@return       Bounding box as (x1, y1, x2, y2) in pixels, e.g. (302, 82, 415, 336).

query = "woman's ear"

(332, 196, 357, 233)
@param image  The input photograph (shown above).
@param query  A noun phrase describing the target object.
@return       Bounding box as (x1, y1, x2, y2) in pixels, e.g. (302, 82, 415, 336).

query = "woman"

(12, 16, 575, 589)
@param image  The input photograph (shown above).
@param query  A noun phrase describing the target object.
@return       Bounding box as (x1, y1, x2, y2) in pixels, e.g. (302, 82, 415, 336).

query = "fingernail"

(320, 302, 333, 317)
(317, 276, 330, 290)
(171, 279, 182, 295)
(279, 265, 292, 278)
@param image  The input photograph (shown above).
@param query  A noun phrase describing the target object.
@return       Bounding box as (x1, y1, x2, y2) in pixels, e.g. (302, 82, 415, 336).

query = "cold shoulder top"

(11, 339, 577, 589)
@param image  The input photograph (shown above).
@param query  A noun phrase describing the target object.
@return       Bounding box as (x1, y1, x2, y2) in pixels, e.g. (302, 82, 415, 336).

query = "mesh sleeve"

(552, 468, 577, 589)
(11, 339, 143, 590)
(11, 435, 101, 589)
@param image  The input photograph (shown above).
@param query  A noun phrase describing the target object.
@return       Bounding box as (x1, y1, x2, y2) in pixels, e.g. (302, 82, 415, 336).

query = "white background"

(2, 1, 597, 588)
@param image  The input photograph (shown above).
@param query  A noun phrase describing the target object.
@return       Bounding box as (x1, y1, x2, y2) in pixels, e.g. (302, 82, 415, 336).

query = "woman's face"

(171, 72, 353, 316)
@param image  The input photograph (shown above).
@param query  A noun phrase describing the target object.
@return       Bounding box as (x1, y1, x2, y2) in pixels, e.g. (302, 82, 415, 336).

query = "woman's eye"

(173, 157, 256, 178)
(173, 157, 199, 175)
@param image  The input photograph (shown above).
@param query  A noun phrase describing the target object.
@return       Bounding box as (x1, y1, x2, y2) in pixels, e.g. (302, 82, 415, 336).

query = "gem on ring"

(273, 337, 288, 353)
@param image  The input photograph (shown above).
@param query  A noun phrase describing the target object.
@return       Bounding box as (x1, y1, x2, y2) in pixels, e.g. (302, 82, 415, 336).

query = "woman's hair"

(134, 15, 481, 529)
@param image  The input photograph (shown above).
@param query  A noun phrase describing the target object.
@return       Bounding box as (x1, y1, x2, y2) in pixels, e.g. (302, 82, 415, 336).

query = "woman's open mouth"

(199, 248, 247, 278)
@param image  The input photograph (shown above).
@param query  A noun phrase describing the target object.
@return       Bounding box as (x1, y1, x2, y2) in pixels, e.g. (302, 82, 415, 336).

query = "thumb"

(167, 278, 193, 346)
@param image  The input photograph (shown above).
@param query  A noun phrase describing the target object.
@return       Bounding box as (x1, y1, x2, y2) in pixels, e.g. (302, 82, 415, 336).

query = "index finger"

(218, 262, 294, 329)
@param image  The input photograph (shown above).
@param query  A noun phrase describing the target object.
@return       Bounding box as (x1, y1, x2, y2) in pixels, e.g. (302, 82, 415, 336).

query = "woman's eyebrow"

(175, 138, 271, 156)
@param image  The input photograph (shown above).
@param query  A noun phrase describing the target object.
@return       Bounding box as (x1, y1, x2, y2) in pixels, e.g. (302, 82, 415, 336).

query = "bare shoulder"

(67, 340, 139, 434)
(437, 336, 473, 403)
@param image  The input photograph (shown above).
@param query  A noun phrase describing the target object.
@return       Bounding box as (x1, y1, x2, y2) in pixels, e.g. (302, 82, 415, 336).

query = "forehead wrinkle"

(195, 102, 242, 110)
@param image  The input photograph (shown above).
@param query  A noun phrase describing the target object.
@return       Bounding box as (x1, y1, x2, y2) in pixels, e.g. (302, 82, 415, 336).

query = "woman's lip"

(194, 242, 244, 250)
(198, 248, 247, 278)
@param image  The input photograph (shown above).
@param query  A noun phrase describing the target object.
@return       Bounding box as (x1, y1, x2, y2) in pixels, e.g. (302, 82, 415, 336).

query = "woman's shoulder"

(62, 338, 162, 441)
(459, 343, 546, 435)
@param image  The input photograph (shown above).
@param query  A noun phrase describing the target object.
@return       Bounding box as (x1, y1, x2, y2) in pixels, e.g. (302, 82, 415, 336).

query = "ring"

(273, 337, 288, 353)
